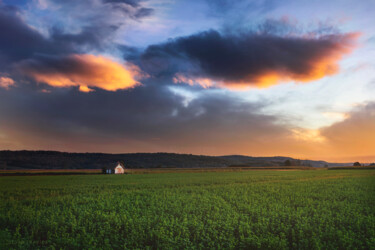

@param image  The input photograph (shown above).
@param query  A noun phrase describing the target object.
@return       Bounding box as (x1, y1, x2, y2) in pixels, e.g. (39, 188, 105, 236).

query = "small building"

(103, 162, 125, 174)
(114, 162, 125, 174)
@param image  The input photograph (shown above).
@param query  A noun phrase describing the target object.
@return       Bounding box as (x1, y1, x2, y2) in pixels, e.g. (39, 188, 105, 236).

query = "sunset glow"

(0, 0, 374, 162)
(2, 2, 375, 249)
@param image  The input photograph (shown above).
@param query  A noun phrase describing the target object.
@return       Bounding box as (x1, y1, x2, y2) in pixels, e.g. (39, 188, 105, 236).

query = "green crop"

(0, 170, 374, 249)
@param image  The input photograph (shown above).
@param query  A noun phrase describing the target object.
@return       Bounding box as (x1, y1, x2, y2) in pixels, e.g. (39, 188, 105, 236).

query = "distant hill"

(0, 150, 351, 170)
(219, 155, 349, 168)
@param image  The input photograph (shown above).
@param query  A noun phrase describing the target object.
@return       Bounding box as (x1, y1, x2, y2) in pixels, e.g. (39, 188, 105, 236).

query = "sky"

(0, 0, 374, 162)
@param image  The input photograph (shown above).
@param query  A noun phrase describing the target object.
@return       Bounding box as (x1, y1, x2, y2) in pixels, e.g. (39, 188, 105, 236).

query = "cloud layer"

(0, 2, 151, 92)
(142, 30, 359, 88)
(18, 54, 143, 92)
(320, 103, 375, 161)
(0, 3, 358, 92)
(0, 0, 373, 163)
(1, 82, 374, 161)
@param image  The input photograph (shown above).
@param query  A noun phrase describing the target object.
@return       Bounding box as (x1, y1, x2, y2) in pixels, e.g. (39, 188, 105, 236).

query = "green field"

(1, 170, 374, 249)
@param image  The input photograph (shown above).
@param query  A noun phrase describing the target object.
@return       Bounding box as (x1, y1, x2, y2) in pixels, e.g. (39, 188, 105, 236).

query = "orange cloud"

(0, 76, 15, 89)
(241, 33, 360, 87)
(20, 54, 145, 92)
(284, 33, 361, 83)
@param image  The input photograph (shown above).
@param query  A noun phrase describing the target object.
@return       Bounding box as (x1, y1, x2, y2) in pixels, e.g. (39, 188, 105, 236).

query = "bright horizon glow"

(0, 0, 374, 163)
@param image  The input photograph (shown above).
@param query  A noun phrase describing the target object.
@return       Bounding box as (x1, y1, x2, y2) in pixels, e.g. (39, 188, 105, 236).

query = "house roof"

(116, 162, 125, 168)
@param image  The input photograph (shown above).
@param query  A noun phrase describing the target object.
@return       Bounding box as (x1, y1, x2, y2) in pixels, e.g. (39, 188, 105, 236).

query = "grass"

(0, 166, 318, 175)
(0, 170, 374, 249)
(0, 169, 101, 176)
(328, 166, 375, 170)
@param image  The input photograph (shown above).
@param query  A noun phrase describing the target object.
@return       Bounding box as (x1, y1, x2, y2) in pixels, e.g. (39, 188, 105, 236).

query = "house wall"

(115, 166, 124, 174)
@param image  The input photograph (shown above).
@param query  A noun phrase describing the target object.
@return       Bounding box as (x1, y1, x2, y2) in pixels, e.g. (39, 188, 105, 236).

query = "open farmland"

(1, 170, 374, 249)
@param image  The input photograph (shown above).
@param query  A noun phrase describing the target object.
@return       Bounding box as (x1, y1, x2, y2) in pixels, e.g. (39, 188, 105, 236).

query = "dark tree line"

(0, 150, 347, 170)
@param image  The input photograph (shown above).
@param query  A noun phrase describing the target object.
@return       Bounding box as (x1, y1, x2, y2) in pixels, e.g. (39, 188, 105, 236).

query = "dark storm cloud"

(0, 81, 287, 153)
(0, 0, 153, 64)
(0, 5, 99, 65)
(0, 6, 63, 63)
(119, 45, 142, 61)
(0, 0, 153, 90)
(0, 4, 107, 82)
(141, 29, 358, 87)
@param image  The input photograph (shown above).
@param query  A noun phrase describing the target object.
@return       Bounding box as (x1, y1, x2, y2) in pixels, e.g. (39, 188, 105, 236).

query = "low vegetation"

(1, 170, 374, 249)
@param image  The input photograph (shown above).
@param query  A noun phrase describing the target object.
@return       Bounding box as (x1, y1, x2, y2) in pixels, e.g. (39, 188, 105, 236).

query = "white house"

(103, 162, 125, 174)
(114, 162, 125, 174)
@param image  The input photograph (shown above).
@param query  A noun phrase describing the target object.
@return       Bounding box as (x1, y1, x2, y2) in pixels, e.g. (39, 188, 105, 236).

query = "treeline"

(353, 162, 375, 167)
(0, 151, 230, 169)
(0, 150, 349, 170)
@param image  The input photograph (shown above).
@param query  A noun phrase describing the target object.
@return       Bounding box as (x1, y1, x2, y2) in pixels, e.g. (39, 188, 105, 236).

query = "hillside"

(0, 150, 350, 170)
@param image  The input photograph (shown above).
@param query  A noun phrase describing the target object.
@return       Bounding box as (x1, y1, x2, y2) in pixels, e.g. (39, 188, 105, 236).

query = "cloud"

(45, 0, 153, 18)
(0, 83, 291, 154)
(173, 73, 214, 89)
(0, 6, 61, 63)
(320, 102, 375, 160)
(103, 0, 144, 8)
(18, 54, 144, 92)
(49, 25, 119, 52)
(0, 4, 103, 68)
(1, 78, 374, 162)
(133, 7, 154, 18)
(0, 1, 154, 93)
(0, 73, 327, 158)
(205, 0, 277, 20)
(0, 1, 372, 164)
(102, 0, 154, 19)
(0, 0, 153, 62)
(0, 76, 14, 89)
(45, 0, 153, 52)
(141, 29, 359, 89)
